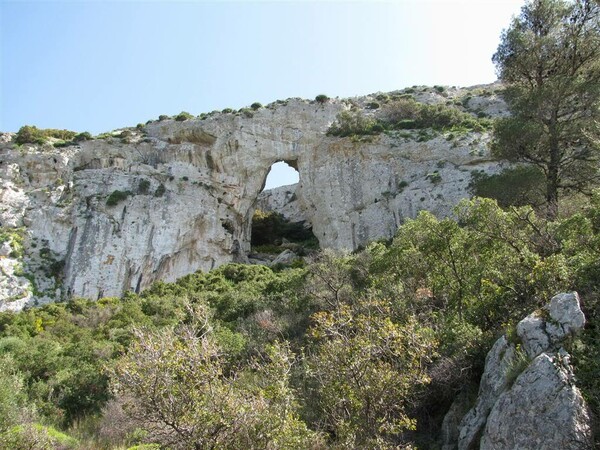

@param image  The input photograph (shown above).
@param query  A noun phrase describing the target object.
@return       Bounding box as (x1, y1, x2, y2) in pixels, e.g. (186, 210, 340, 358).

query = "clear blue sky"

(1, 0, 524, 188)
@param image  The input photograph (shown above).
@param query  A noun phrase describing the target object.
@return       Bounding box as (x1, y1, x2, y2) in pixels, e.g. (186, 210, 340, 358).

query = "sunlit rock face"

(449, 292, 592, 450)
(0, 85, 508, 307)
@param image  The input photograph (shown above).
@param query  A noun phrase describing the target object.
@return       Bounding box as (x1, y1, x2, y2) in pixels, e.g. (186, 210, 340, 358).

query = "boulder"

(517, 292, 585, 359)
(270, 249, 298, 266)
(441, 392, 472, 450)
(481, 350, 592, 450)
(457, 337, 516, 450)
(0, 241, 11, 257)
(453, 292, 592, 450)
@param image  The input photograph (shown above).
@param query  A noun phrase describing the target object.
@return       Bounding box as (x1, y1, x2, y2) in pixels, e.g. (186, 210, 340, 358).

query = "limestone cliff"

(0, 84, 507, 308)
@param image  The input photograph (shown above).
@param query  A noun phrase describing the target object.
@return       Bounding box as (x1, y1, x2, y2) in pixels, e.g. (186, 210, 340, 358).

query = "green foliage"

(426, 170, 442, 184)
(381, 98, 491, 132)
(469, 165, 546, 207)
(0, 357, 31, 433)
(174, 111, 194, 121)
(2, 193, 600, 447)
(0, 423, 78, 449)
(250, 102, 263, 110)
(0, 228, 25, 259)
(15, 126, 78, 145)
(326, 110, 380, 138)
(328, 98, 491, 139)
(305, 296, 436, 447)
(137, 179, 151, 194)
(505, 345, 530, 387)
(153, 183, 165, 197)
(110, 310, 324, 449)
(492, 0, 600, 213)
(158, 114, 170, 121)
(106, 190, 131, 206)
(315, 94, 329, 103)
(73, 131, 92, 142)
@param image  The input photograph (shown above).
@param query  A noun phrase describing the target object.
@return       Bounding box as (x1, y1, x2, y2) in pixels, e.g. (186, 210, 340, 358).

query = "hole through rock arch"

(250, 160, 318, 258)
(262, 160, 299, 191)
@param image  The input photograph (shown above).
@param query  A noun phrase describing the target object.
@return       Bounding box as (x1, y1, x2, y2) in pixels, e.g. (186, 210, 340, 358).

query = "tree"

(492, 0, 600, 217)
(305, 295, 436, 448)
(109, 304, 322, 450)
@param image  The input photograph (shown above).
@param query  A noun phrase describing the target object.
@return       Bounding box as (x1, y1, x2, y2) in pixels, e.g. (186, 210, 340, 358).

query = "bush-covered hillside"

(0, 195, 598, 449)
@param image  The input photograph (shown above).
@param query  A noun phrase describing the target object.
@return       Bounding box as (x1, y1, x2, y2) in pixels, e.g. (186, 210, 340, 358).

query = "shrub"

(379, 98, 490, 132)
(327, 111, 379, 137)
(158, 115, 170, 121)
(426, 171, 442, 184)
(239, 108, 254, 118)
(250, 102, 262, 110)
(73, 132, 92, 142)
(366, 101, 380, 110)
(154, 184, 166, 197)
(138, 179, 151, 194)
(221, 108, 233, 114)
(315, 94, 329, 104)
(106, 190, 131, 206)
(174, 111, 193, 121)
(469, 166, 545, 207)
(15, 125, 77, 145)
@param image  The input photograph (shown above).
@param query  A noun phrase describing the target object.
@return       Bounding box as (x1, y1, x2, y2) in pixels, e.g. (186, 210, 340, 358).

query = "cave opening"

(249, 161, 319, 264)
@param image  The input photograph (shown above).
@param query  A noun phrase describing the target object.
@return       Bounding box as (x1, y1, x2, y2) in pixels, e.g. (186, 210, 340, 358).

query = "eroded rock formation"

(0, 85, 507, 308)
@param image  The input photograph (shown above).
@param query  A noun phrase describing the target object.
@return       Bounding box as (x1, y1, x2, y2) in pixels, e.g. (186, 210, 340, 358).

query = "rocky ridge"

(0, 84, 508, 308)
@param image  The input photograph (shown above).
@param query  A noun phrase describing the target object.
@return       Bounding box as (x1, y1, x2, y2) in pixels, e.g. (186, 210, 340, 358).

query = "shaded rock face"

(0, 86, 507, 307)
(447, 292, 592, 450)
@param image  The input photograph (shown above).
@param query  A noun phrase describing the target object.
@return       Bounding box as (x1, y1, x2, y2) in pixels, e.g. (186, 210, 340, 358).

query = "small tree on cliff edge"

(492, 0, 600, 218)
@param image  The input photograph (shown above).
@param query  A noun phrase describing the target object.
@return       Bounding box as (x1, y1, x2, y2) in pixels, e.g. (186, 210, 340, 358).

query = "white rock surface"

(517, 292, 586, 359)
(454, 292, 592, 450)
(481, 351, 592, 450)
(457, 336, 516, 450)
(270, 249, 298, 266)
(256, 184, 306, 224)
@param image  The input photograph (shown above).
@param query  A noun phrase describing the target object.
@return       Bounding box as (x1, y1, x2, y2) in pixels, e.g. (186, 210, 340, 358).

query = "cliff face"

(0, 85, 507, 308)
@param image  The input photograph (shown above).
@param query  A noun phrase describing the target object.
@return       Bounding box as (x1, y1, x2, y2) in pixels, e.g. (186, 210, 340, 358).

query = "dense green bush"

(469, 165, 545, 207)
(315, 94, 329, 103)
(174, 111, 194, 121)
(74, 131, 93, 142)
(106, 190, 131, 206)
(137, 179, 151, 194)
(153, 184, 165, 197)
(15, 125, 78, 145)
(327, 98, 492, 139)
(326, 110, 380, 137)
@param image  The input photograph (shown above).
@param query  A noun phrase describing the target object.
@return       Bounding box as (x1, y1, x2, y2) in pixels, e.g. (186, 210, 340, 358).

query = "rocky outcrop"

(448, 292, 592, 450)
(481, 350, 592, 450)
(0, 84, 508, 307)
